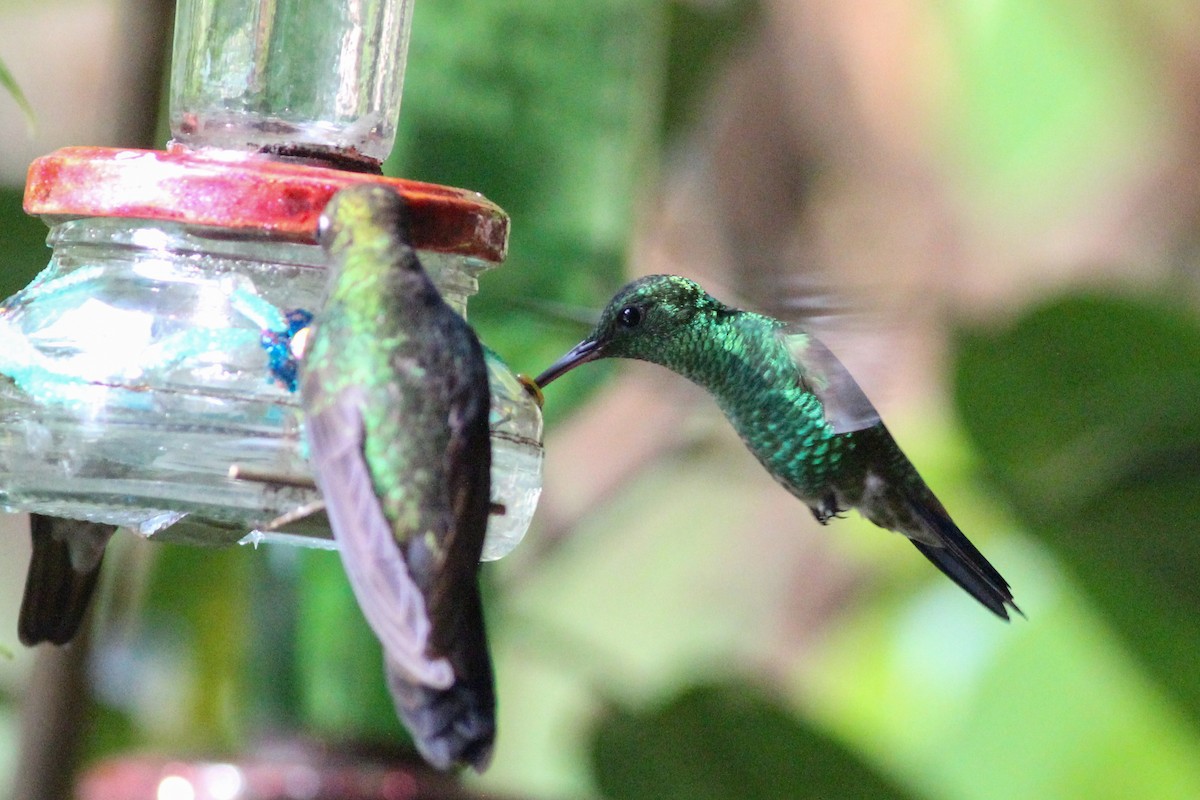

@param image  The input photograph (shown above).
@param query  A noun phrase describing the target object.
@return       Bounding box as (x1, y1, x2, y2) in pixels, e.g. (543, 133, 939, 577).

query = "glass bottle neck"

(169, 0, 415, 164)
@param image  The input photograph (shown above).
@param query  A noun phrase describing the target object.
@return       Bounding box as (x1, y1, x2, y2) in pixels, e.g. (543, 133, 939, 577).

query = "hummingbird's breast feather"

(721, 382, 861, 501)
(686, 316, 865, 500)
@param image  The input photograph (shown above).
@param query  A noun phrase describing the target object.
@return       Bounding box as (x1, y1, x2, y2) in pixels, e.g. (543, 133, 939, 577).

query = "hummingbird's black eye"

(618, 305, 643, 328)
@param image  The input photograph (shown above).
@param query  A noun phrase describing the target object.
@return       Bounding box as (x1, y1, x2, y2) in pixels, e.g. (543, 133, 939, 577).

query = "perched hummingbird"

(301, 184, 496, 770)
(536, 275, 1018, 619)
(19, 514, 116, 646)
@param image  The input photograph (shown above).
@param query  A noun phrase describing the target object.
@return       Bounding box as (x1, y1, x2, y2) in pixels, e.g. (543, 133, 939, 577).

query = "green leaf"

(142, 544, 255, 749)
(589, 681, 914, 800)
(0, 188, 51, 302)
(296, 548, 407, 742)
(0, 55, 35, 135)
(954, 292, 1200, 721)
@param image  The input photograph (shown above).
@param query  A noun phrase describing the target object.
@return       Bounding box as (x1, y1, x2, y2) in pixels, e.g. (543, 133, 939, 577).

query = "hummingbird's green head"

(318, 183, 427, 300)
(319, 183, 413, 253)
(536, 274, 729, 387)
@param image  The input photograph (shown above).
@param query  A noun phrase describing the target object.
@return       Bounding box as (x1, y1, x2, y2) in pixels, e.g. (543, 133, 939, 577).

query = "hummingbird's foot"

(808, 494, 845, 525)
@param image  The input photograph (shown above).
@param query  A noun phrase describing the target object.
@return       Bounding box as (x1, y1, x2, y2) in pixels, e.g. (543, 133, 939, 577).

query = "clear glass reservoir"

(0, 215, 542, 558)
(17, 0, 541, 560)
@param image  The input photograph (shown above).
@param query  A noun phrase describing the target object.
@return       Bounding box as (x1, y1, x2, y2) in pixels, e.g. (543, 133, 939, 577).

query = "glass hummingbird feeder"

(5, 0, 543, 558)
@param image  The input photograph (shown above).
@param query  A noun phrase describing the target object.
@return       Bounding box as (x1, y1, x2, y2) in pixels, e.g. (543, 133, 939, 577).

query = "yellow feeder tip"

(516, 373, 544, 408)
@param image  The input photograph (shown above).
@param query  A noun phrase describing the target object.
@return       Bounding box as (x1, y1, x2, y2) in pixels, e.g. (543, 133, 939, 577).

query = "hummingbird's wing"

(780, 329, 881, 434)
(386, 341, 497, 772)
(425, 354, 492, 657)
(304, 386, 454, 690)
(19, 515, 115, 646)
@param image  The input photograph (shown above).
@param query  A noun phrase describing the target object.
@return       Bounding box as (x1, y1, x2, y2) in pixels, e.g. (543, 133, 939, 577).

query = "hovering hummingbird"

(19, 514, 116, 646)
(536, 275, 1018, 619)
(301, 184, 496, 770)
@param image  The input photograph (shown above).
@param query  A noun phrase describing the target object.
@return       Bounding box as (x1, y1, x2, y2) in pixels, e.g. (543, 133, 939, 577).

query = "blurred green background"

(2, 0, 1200, 798)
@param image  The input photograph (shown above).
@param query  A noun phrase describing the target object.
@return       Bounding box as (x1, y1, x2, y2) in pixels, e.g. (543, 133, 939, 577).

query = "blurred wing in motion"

(781, 328, 880, 434)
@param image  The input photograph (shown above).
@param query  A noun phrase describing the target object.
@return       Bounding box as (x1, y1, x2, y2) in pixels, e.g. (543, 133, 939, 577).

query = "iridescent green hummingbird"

(301, 184, 495, 770)
(536, 275, 1018, 619)
(19, 514, 116, 645)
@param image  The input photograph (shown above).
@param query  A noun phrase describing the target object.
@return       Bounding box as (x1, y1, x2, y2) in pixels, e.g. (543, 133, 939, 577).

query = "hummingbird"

(536, 275, 1018, 619)
(300, 184, 496, 771)
(19, 514, 116, 646)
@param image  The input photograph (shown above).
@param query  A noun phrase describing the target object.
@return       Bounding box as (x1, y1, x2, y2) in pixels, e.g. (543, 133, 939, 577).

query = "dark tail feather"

(907, 498, 1021, 621)
(386, 660, 495, 772)
(19, 516, 115, 646)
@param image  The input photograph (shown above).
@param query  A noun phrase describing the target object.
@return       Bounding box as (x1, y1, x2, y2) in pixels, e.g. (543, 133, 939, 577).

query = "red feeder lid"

(23, 146, 508, 263)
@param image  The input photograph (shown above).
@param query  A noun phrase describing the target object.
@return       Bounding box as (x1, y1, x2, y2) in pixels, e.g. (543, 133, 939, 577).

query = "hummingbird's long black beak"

(535, 339, 604, 388)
